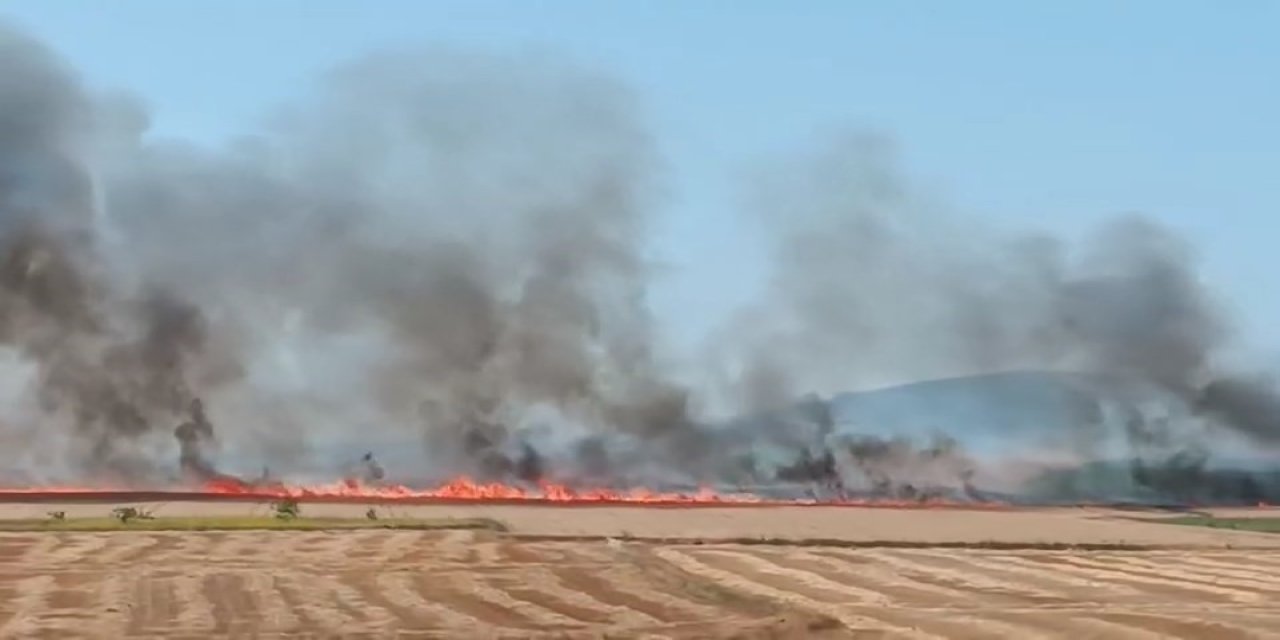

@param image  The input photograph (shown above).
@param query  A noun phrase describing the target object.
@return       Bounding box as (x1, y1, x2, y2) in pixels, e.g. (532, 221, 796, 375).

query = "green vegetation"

(271, 498, 301, 520)
(0, 513, 507, 533)
(1160, 516, 1280, 534)
(111, 507, 155, 523)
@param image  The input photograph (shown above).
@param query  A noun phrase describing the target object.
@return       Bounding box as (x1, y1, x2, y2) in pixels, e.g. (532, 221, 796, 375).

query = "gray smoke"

(0, 24, 1275, 501)
(720, 134, 1279, 500)
(726, 136, 1223, 397)
(1197, 375, 1280, 445)
(1, 25, 694, 485)
(173, 398, 216, 481)
(0, 26, 234, 482)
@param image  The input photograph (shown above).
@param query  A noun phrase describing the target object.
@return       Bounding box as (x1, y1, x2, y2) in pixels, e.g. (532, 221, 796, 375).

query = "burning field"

(0, 9, 1278, 640)
(3, 16, 1280, 638)
(1, 19, 1280, 509)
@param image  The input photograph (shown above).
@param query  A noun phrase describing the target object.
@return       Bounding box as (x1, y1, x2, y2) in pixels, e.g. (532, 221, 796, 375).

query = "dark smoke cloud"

(0, 24, 1275, 502)
(1198, 375, 1280, 445)
(173, 398, 216, 481)
(1, 26, 694, 484)
(0, 25, 234, 482)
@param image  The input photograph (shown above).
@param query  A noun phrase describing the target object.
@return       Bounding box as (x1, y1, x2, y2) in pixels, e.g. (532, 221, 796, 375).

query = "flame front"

(0, 476, 1011, 508)
(201, 476, 767, 504)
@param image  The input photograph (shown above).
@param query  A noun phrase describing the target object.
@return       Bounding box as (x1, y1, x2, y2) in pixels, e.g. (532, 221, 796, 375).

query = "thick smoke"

(173, 398, 216, 481)
(725, 136, 1223, 397)
(0, 24, 1276, 502)
(719, 134, 1280, 501)
(1, 26, 692, 485)
(0, 26, 234, 482)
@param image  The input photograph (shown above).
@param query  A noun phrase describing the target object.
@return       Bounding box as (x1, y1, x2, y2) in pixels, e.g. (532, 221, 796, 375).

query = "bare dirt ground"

(1, 503, 1278, 638)
(3, 501, 1278, 547)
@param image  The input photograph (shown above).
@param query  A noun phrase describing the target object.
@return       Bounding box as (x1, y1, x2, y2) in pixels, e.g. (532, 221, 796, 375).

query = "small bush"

(46, 511, 65, 522)
(272, 499, 301, 520)
(111, 507, 153, 523)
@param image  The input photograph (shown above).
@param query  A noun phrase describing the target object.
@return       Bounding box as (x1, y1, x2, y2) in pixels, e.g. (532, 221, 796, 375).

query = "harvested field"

(0, 528, 839, 639)
(1, 504, 1278, 638)
(659, 544, 1280, 638)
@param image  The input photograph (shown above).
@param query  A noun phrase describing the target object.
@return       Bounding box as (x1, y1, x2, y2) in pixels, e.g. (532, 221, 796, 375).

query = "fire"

(202, 475, 768, 504)
(0, 476, 1011, 508)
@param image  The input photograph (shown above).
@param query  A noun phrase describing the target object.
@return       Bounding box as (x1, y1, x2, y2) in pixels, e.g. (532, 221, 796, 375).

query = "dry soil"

(0, 503, 1277, 638)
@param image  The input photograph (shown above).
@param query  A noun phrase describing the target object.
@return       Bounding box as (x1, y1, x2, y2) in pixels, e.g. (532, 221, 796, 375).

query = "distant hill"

(824, 370, 1181, 458)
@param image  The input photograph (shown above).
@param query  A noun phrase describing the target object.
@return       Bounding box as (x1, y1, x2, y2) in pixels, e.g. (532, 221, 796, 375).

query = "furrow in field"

(613, 563, 737, 621)
(87, 533, 158, 566)
(127, 573, 170, 635)
(16, 534, 63, 565)
(717, 548, 1071, 639)
(861, 549, 1078, 606)
(96, 570, 131, 638)
(374, 529, 426, 565)
(991, 553, 1231, 604)
(786, 550, 1075, 638)
(790, 548, 998, 605)
(242, 571, 303, 631)
(682, 547, 893, 605)
(652, 546, 924, 637)
(461, 571, 587, 630)
(411, 570, 542, 631)
(1171, 554, 1280, 581)
(1086, 610, 1270, 640)
(169, 572, 216, 632)
(331, 573, 402, 630)
(499, 565, 634, 626)
(1072, 553, 1280, 595)
(1020, 554, 1267, 603)
(203, 573, 248, 635)
(0, 534, 34, 555)
(889, 550, 1147, 602)
(0, 575, 55, 637)
(547, 563, 690, 625)
(168, 533, 215, 562)
(273, 572, 361, 630)
(377, 571, 490, 632)
(48, 533, 109, 565)
(424, 529, 482, 564)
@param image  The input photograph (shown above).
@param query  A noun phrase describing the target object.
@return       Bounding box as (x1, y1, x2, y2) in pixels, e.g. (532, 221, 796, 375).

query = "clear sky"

(2, 1, 1277, 356)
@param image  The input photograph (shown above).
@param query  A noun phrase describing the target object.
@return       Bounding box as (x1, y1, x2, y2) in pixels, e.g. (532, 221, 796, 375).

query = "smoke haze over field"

(0, 23, 1277, 502)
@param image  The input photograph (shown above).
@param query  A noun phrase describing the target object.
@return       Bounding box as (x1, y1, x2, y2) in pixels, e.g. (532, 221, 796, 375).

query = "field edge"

(0, 515, 509, 533)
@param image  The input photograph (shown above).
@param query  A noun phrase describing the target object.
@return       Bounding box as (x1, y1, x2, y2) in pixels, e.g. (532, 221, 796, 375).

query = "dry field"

(1, 503, 1279, 639)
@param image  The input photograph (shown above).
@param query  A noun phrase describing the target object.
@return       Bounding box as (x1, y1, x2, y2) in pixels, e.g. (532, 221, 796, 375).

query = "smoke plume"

(0, 23, 1276, 502)
(718, 134, 1279, 500)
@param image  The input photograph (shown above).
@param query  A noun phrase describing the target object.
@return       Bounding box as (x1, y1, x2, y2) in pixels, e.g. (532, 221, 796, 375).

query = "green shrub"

(272, 499, 301, 520)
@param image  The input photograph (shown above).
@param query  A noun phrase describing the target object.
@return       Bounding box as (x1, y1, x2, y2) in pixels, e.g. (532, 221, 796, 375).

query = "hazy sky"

(2, 1, 1277, 356)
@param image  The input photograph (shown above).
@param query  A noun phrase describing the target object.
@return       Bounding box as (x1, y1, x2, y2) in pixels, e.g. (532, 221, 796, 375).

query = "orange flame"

(202, 475, 767, 504)
(0, 476, 1012, 509)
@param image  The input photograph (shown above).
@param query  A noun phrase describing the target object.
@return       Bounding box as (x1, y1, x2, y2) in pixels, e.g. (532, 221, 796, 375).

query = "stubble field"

(1, 503, 1278, 639)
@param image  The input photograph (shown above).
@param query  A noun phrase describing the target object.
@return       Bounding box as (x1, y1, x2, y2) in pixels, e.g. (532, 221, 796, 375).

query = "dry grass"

(1158, 516, 1280, 534)
(7, 502, 1280, 547)
(0, 515, 509, 533)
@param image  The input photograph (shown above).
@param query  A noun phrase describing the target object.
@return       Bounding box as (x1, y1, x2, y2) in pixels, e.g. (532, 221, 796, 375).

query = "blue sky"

(2, 1, 1278, 355)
